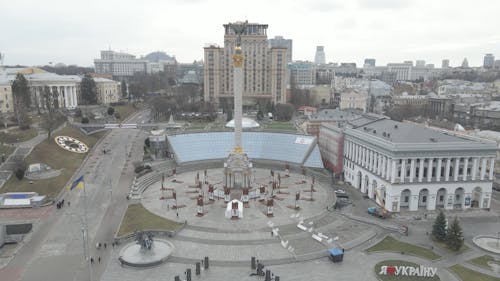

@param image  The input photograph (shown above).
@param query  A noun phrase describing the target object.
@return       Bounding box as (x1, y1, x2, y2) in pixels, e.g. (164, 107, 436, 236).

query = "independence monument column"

(223, 21, 252, 189)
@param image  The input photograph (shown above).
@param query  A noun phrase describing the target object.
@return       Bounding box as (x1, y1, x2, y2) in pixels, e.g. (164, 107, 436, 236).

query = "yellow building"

(0, 81, 14, 114)
(94, 78, 121, 104)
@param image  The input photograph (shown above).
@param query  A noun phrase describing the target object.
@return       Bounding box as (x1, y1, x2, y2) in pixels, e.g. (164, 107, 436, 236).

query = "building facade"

(268, 36, 292, 63)
(203, 22, 287, 106)
(94, 78, 121, 104)
(0, 80, 13, 114)
(319, 123, 344, 175)
(288, 61, 316, 88)
(343, 118, 496, 212)
(483, 54, 495, 69)
(94, 50, 148, 79)
(339, 89, 368, 112)
(314, 46, 326, 65)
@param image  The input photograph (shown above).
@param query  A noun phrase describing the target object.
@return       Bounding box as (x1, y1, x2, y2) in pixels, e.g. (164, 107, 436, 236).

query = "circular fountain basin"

(472, 235, 500, 254)
(118, 239, 174, 267)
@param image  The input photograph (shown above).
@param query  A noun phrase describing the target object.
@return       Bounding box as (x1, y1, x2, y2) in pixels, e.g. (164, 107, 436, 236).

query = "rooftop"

(309, 109, 361, 122)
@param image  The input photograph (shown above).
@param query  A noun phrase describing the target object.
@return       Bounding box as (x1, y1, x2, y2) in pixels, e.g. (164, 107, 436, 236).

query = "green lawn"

(0, 127, 38, 143)
(367, 236, 441, 261)
(374, 260, 440, 281)
(0, 145, 15, 158)
(264, 121, 296, 131)
(117, 203, 183, 237)
(449, 265, 500, 281)
(468, 255, 500, 271)
(114, 103, 142, 120)
(433, 240, 470, 254)
(1, 126, 105, 200)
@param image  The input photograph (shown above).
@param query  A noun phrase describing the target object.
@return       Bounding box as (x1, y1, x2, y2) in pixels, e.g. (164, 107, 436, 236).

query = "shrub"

(114, 112, 121, 119)
(107, 107, 115, 116)
(74, 108, 82, 118)
(81, 117, 89, 124)
(134, 165, 144, 174)
(15, 168, 25, 180)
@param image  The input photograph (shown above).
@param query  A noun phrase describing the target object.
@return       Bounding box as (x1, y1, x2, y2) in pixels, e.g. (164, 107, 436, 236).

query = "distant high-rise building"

(494, 60, 500, 70)
(203, 22, 287, 105)
(461, 58, 469, 68)
(415, 60, 426, 68)
(483, 54, 495, 69)
(314, 46, 326, 65)
(268, 36, 293, 63)
(364, 58, 376, 67)
(442, 59, 450, 68)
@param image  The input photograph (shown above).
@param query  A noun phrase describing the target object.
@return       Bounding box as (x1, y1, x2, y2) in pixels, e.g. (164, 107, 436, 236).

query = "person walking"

(98, 256, 101, 263)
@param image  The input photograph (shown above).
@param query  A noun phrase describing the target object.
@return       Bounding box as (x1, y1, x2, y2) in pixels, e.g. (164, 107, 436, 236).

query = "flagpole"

(82, 179, 93, 281)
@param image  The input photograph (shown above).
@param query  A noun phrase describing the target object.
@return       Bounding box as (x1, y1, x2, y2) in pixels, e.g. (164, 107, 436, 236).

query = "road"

(0, 110, 150, 281)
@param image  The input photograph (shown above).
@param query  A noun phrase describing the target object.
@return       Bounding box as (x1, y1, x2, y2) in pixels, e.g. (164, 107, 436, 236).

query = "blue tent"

(328, 247, 344, 262)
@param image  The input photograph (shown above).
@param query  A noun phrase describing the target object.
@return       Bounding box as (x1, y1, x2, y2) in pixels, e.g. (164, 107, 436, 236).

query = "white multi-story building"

(94, 50, 148, 79)
(204, 22, 287, 106)
(343, 117, 496, 212)
(1, 68, 80, 110)
(387, 63, 413, 81)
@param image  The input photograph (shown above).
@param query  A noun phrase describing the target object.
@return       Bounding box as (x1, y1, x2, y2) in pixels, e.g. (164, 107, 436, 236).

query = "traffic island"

(375, 260, 440, 281)
(117, 203, 183, 237)
(367, 236, 441, 261)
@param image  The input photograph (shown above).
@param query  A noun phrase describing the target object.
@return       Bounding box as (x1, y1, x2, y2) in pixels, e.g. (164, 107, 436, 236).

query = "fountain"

(473, 235, 500, 254)
(118, 232, 174, 267)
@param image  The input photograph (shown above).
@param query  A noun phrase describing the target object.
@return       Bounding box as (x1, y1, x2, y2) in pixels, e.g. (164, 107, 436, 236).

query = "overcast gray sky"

(1, 0, 499, 67)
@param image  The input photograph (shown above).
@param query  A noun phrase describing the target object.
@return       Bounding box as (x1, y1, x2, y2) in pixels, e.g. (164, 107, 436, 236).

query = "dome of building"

(225, 117, 260, 129)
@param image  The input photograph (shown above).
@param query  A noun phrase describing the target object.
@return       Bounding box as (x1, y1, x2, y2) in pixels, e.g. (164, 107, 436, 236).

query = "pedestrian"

(90, 257, 94, 264)
(104, 243, 107, 249)
(98, 256, 101, 263)
(271, 230, 273, 237)
(176, 212, 179, 218)
(67, 201, 70, 207)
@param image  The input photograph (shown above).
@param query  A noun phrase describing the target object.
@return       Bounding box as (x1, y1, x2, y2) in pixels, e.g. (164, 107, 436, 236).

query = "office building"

(483, 54, 495, 69)
(442, 59, 450, 68)
(268, 36, 293, 63)
(314, 46, 326, 65)
(203, 22, 287, 106)
(364, 59, 376, 67)
(94, 50, 148, 80)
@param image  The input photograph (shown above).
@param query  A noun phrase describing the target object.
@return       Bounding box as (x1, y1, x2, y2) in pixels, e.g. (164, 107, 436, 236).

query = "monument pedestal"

(224, 152, 252, 189)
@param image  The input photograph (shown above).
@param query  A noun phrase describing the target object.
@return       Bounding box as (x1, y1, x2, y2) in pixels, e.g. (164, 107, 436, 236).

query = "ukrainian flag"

(69, 175, 85, 190)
